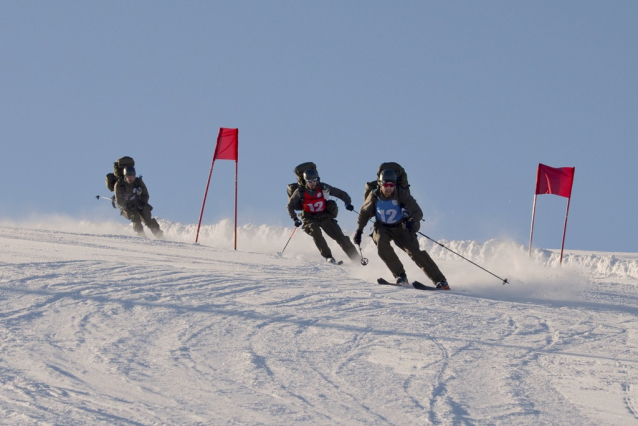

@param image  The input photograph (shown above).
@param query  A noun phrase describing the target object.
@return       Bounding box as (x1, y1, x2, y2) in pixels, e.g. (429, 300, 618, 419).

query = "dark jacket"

(357, 187, 422, 232)
(115, 177, 150, 213)
(287, 182, 352, 220)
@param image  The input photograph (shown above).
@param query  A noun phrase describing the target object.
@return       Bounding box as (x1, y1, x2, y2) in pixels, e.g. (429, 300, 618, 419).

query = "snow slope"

(1, 219, 638, 425)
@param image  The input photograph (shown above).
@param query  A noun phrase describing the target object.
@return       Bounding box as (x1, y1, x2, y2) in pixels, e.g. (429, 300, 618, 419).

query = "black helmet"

(123, 165, 136, 177)
(378, 169, 397, 184)
(303, 168, 319, 182)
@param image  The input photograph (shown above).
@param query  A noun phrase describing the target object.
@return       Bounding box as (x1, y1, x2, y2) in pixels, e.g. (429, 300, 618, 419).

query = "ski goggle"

(306, 178, 318, 184)
(381, 182, 396, 188)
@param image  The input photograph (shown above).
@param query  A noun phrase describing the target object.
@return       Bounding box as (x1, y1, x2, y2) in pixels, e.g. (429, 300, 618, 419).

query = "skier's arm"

(287, 190, 303, 220)
(138, 180, 150, 204)
(356, 193, 376, 232)
(400, 190, 423, 223)
(114, 183, 127, 211)
(322, 183, 352, 206)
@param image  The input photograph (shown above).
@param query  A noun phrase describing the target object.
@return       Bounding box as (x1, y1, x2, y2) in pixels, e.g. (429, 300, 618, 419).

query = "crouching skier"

(287, 168, 359, 264)
(115, 165, 163, 239)
(354, 169, 449, 289)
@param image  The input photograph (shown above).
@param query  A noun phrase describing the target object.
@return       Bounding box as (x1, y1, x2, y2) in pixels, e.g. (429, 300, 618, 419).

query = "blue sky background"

(1, 1, 636, 252)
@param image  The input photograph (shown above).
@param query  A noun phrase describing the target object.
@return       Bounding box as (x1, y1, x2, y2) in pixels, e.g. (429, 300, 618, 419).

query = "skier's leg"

(372, 226, 405, 278)
(321, 218, 358, 260)
(128, 211, 146, 237)
(394, 231, 446, 284)
(140, 205, 163, 238)
(302, 219, 333, 259)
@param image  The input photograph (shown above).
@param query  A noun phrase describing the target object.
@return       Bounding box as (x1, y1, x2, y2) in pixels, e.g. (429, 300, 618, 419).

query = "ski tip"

(412, 281, 442, 291)
(377, 278, 402, 286)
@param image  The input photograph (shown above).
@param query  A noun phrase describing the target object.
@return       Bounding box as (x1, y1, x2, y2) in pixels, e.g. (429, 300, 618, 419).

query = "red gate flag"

(535, 164, 575, 198)
(530, 163, 576, 264)
(213, 128, 238, 161)
(196, 127, 239, 248)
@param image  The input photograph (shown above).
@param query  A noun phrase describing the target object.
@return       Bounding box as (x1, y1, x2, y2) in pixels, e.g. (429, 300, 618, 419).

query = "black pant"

(302, 215, 358, 260)
(373, 225, 446, 284)
(123, 205, 161, 236)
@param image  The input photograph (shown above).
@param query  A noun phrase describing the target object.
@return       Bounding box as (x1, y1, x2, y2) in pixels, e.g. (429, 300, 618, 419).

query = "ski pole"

(277, 227, 297, 256)
(96, 195, 117, 209)
(357, 245, 369, 266)
(417, 231, 508, 285)
(347, 206, 370, 265)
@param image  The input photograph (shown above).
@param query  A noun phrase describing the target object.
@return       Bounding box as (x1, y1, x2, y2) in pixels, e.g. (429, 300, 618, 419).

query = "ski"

(377, 278, 444, 291)
(377, 278, 403, 286)
(412, 281, 443, 291)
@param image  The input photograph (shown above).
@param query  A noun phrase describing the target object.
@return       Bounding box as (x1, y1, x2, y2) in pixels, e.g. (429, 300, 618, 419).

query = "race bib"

(303, 189, 326, 213)
(376, 199, 403, 224)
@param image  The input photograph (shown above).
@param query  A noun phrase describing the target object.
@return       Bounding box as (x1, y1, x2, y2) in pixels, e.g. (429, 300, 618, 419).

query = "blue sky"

(1, 1, 636, 252)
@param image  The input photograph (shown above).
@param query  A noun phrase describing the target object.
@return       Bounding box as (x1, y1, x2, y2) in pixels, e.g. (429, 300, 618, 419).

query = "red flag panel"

(213, 128, 238, 161)
(535, 163, 575, 198)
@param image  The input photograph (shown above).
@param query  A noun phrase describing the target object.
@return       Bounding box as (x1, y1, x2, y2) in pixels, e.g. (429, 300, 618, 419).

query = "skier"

(287, 168, 358, 263)
(115, 165, 163, 239)
(354, 169, 450, 289)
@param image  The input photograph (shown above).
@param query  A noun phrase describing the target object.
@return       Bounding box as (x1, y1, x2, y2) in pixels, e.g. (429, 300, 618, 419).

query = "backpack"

(287, 161, 338, 218)
(286, 161, 317, 199)
(105, 156, 135, 192)
(363, 162, 410, 202)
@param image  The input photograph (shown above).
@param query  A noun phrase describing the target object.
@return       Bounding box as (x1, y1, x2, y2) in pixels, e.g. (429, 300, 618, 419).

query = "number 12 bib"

(376, 199, 403, 224)
(303, 189, 326, 213)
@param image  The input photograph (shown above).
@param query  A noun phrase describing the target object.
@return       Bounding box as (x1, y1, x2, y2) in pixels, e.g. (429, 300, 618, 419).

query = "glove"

(403, 218, 415, 231)
(294, 218, 302, 227)
(354, 229, 363, 245)
(345, 204, 354, 211)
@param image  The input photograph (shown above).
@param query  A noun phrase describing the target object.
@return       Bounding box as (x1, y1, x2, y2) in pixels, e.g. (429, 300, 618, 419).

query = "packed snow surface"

(1, 218, 638, 425)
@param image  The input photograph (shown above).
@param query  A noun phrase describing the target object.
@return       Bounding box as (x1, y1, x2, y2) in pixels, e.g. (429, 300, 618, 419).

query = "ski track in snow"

(1, 223, 638, 425)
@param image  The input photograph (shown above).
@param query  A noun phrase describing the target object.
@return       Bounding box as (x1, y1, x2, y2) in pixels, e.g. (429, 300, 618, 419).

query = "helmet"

(303, 168, 319, 182)
(378, 169, 397, 184)
(123, 165, 136, 177)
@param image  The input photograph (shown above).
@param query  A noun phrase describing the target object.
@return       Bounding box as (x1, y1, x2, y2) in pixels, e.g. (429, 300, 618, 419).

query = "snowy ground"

(1, 218, 638, 425)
